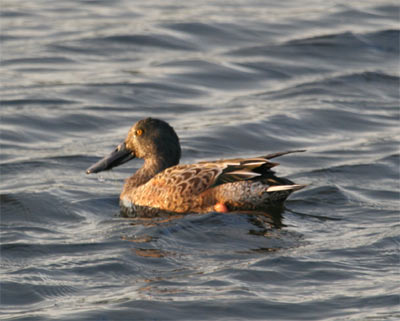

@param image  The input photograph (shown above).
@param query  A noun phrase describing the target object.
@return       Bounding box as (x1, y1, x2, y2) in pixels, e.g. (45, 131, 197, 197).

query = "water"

(1, 0, 399, 320)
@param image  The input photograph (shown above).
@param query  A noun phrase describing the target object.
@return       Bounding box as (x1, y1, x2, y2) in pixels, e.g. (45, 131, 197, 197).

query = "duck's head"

(86, 118, 181, 174)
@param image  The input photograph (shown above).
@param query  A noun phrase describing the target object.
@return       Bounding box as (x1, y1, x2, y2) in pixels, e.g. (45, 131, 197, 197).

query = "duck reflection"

(121, 205, 285, 259)
(120, 203, 284, 228)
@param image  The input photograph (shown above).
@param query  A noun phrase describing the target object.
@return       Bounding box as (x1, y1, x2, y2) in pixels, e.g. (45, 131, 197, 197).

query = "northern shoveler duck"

(86, 118, 305, 217)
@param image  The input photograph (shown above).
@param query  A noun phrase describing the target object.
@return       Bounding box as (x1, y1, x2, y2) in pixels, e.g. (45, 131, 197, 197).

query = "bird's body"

(86, 118, 305, 217)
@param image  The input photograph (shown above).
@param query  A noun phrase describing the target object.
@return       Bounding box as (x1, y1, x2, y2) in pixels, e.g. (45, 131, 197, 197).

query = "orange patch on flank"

(214, 202, 228, 213)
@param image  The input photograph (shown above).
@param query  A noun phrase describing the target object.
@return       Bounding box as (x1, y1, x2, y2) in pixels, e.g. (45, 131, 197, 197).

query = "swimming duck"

(86, 118, 305, 216)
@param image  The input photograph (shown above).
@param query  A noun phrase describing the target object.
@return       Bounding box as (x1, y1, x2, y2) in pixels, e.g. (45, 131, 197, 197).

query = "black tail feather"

(263, 150, 306, 160)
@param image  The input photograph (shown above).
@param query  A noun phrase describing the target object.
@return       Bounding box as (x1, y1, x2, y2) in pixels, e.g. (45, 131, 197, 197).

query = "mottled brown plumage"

(86, 118, 305, 216)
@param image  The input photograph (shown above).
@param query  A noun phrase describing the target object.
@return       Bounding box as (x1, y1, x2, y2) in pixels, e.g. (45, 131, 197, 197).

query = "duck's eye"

(136, 129, 143, 136)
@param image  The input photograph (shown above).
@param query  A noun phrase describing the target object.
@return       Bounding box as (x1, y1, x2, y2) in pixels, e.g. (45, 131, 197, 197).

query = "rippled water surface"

(1, 0, 399, 320)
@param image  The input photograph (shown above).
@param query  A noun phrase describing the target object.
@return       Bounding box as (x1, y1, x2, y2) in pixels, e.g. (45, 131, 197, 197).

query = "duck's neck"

(123, 157, 176, 190)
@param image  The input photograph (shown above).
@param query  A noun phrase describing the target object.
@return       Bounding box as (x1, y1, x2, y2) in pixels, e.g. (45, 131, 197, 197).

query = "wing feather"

(147, 150, 305, 196)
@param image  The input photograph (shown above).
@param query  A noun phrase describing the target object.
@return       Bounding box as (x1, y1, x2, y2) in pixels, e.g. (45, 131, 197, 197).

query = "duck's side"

(119, 154, 305, 215)
(120, 179, 305, 217)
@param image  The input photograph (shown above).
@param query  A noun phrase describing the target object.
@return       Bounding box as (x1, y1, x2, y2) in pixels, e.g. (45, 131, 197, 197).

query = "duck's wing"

(148, 158, 273, 197)
(199, 149, 306, 186)
(205, 157, 278, 187)
(149, 150, 305, 196)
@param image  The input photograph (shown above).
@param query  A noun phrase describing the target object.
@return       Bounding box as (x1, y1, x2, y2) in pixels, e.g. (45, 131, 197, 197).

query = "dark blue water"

(1, 0, 399, 320)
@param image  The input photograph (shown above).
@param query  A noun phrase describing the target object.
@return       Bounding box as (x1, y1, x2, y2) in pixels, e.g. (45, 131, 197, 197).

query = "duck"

(86, 118, 305, 217)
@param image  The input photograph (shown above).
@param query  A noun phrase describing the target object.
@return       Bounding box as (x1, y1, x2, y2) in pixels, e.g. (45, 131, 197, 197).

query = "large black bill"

(86, 142, 135, 174)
